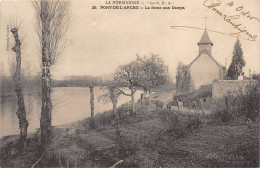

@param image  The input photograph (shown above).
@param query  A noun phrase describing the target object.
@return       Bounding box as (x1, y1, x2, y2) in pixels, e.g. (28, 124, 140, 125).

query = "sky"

(0, 0, 259, 80)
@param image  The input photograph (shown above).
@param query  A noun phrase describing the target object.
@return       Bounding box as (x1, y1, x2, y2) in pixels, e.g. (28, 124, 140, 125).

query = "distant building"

(178, 30, 226, 92)
(238, 74, 244, 80)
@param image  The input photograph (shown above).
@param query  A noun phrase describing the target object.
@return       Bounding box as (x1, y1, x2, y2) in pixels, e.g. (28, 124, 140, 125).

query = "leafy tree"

(176, 61, 188, 92)
(227, 38, 246, 80)
(252, 73, 260, 84)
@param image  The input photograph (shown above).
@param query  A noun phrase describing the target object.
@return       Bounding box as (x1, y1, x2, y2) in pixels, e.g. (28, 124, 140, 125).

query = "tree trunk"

(112, 101, 117, 116)
(144, 91, 147, 97)
(11, 28, 28, 147)
(89, 86, 94, 118)
(89, 86, 95, 129)
(131, 89, 136, 114)
(109, 88, 117, 117)
(140, 93, 144, 106)
(40, 1, 52, 146)
(148, 89, 152, 106)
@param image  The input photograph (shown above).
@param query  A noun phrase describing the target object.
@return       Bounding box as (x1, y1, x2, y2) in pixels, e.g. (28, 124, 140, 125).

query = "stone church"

(180, 30, 226, 92)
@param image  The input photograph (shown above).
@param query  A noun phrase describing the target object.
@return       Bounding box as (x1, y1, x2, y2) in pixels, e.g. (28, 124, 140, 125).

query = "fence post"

(89, 85, 95, 129)
(225, 96, 228, 113)
(194, 101, 199, 114)
(89, 85, 94, 118)
(199, 99, 205, 115)
(188, 101, 191, 113)
(177, 98, 180, 111)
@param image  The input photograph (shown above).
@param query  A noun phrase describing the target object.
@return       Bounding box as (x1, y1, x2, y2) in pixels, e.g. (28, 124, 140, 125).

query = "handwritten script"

(203, 0, 259, 41)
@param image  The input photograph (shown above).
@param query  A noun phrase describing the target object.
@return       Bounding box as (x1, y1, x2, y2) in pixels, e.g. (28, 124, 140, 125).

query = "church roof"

(198, 30, 213, 45)
(187, 49, 225, 69)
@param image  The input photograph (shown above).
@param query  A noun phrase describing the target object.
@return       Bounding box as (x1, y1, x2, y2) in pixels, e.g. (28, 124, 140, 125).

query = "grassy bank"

(1, 100, 259, 168)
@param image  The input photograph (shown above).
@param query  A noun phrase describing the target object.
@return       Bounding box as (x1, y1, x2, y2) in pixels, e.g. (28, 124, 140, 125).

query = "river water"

(0, 87, 142, 138)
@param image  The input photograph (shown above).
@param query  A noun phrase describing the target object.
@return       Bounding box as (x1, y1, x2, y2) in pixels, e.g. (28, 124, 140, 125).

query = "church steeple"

(198, 30, 213, 55)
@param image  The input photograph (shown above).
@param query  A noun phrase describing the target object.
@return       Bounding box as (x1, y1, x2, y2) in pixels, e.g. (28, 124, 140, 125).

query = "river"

(0, 87, 142, 138)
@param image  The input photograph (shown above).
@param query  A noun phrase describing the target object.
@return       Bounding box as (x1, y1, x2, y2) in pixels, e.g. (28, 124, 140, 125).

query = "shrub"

(211, 109, 234, 124)
(158, 110, 188, 138)
(211, 83, 259, 124)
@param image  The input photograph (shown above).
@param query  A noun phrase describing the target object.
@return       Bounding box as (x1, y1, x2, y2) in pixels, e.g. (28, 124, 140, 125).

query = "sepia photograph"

(0, 0, 259, 168)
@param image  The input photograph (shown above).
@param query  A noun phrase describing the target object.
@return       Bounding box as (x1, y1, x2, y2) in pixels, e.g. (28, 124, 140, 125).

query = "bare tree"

(137, 54, 167, 104)
(113, 60, 142, 114)
(99, 81, 122, 117)
(33, 0, 70, 146)
(11, 27, 28, 147)
(110, 55, 167, 113)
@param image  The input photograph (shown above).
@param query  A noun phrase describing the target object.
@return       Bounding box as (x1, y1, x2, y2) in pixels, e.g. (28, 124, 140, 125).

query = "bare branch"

(33, 0, 70, 66)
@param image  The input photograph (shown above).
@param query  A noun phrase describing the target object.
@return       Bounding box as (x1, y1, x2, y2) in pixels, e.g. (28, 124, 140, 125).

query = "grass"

(0, 102, 259, 168)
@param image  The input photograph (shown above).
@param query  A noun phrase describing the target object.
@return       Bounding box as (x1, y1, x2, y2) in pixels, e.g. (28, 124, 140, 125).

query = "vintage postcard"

(0, 0, 259, 168)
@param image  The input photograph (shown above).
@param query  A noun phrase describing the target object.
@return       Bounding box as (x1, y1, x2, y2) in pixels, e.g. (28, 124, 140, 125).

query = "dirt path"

(171, 106, 211, 115)
(151, 90, 175, 106)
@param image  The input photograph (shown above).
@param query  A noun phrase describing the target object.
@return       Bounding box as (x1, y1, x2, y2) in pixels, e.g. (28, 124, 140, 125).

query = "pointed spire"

(204, 16, 208, 30)
(198, 30, 213, 45)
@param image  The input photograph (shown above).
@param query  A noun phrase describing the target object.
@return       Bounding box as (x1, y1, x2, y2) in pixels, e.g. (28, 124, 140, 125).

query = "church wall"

(189, 54, 220, 90)
(218, 67, 224, 80)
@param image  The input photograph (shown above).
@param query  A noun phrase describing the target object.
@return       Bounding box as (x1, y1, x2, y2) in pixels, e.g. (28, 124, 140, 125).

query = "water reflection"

(0, 87, 141, 137)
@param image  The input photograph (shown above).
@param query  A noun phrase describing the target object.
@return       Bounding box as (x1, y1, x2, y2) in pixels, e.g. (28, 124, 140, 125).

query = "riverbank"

(0, 99, 259, 167)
